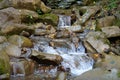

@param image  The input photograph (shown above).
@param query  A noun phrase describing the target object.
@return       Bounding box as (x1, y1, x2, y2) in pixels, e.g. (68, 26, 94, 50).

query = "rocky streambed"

(0, 0, 120, 80)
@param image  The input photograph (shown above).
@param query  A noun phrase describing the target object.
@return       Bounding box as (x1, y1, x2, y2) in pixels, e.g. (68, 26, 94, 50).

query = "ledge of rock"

(31, 50, 63, 66)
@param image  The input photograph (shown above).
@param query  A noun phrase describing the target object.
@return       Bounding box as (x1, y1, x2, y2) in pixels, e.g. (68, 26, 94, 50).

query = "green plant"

(107, 0, 118, 10)
(36, 9, 43, 15)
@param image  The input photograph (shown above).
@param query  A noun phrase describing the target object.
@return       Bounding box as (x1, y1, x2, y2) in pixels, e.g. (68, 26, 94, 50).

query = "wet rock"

(0, 0, 51, 13)
(101, 26, 120, 38)
(5, 43, 21, 57)
(0, 49, 10, 79)
(86, 31, 110, 53)
(50, 40, 70, 49)
(38, 14, 59, 26)
(10, 59, 35, 76)
(34, 25, 56, 36)
(74, 68, 120, 80)
(0, 36, 7, 43)
(31, 50, 63, 66)
(56, 30, 70, 38)
(8, 35, 33, 48)
(65, 25, 83, 32)
(96, 16, 115, 28)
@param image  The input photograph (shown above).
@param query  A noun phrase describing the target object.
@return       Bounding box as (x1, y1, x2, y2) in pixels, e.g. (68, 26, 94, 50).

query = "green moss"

(0, 50, 10, 75)
(117, 71, 120, 78)
(38, 13, 58, 26)
(0, 0, 3, 2)
(103, 39, 110, 45)
(113, 18, 120, 27)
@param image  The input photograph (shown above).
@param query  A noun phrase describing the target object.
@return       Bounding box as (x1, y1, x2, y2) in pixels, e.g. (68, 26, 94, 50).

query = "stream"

(11, 15, 94, 80)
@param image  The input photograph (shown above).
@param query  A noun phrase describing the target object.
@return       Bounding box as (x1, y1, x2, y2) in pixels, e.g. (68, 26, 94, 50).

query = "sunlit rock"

(86, 31, 110, 53)
(8, 35, 33, 48)
(74, 68, 120, 80)
(83, 40, 98, 53)
(95, 53, 120, 70)
(5, 43, 21, 57)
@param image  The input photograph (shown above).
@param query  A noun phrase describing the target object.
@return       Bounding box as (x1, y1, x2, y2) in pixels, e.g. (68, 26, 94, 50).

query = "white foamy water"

(58, 15, 71, 28)
(33, 41, 94, 76)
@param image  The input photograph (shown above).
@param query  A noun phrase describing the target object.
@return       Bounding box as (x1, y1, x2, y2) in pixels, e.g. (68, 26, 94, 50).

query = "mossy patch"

(113, 18, 120, 27)
(0, 0, 3, 2)
(0, 50, 10, 75)
(38, 14, 59, 26)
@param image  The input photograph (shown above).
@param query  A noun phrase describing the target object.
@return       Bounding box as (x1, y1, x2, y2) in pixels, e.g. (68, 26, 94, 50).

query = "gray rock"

(101, 26, 120, 38)
(74, 68, 120, 80)
(85, 31, 110, 53)
(5, 43, 21, 57)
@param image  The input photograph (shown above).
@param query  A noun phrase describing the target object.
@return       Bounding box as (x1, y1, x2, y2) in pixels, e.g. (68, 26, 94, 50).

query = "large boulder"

(0, 0, 51, 13)
(95, 53, 120, 70)
(74, 68, 120, 80)
(5, 43, 21, 57)
(0, 50, 10, 79)
(0, 7, 39, 25)
(0, 7, 39, 35)
(85, 31, 110, 53)
(1, 23, 34, 35)
(101, 26, 120, 38)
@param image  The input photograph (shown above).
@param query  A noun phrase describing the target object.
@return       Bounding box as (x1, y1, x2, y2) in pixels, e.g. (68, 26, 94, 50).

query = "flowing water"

(10, 15, 94, 79)
(32, 15, 94, 77)
(58, 15, 71, 28)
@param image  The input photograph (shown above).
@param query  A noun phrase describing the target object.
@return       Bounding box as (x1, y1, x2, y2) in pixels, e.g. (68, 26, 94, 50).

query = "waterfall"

(32, 38, 94, 76)
(58, 15, 71, 28)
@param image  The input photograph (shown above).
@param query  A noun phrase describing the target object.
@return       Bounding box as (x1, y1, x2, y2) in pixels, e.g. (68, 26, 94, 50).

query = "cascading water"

(58, 15, 71, 28)
(57, 15, 94, 76)
(31, 15, 94, 78)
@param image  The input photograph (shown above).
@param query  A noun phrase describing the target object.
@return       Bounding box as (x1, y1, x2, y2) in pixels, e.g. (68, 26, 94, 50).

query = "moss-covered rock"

(38, 14, 59, 26)
(8, 35, 33, 48)
(0, 49, 10, 79)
